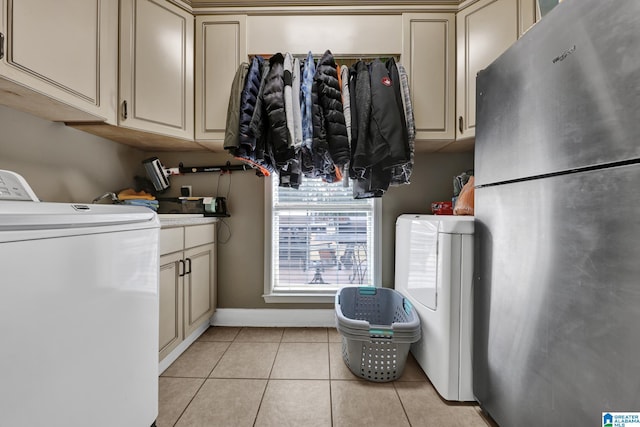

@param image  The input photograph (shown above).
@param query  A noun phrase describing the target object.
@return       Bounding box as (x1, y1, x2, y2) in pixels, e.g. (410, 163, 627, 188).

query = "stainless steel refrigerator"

(473, 0, 640, 425)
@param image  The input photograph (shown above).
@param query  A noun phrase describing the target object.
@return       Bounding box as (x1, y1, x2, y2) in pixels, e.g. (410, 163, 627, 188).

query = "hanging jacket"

(283, 53, 296, 151)
(238, 56, 264, 153)
(340, 64, 352, 186)
(249, 61, 269, 147)
(340, 65, 352, 148)
(291, 57, 303, 150)
(248, 61, 277, 175)
(311, 77, 334, 181)
(351, 59, 413, 198)
(301, 52, 315, 149)
(390, 62, 415, 186)
(368, 58, 409, 169)
(224, 62, 249, 151)
(385, 57, 410, 165)
(300, 52, 315, 175)
(233, 56, 274, 177)
(352, 167, 390, 199)
(261, 53, 292, 167)
(350, 60, 372, 177)
(314, 50, 349, 167)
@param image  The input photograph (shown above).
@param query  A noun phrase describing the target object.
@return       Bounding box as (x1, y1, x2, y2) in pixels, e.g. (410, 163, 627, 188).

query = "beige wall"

(158, 149, 474, 309)
(0, 106, 146, 202)
(0, 104, 473, 310)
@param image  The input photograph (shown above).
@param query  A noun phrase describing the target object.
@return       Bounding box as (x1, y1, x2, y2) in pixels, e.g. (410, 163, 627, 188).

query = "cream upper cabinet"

(402, 13, 456, 149)
(195, 15, 247, 149)
(119, 0, 194, 140)
(0, 0, 117, 123)
(456, 0, 537, 142)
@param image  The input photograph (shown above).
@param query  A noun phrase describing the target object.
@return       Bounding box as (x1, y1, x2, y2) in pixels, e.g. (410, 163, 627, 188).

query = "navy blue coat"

(238, 56, 264, 151)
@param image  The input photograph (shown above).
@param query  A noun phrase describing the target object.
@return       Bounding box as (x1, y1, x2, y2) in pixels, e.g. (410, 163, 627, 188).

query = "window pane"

(272, 178, 374, 291)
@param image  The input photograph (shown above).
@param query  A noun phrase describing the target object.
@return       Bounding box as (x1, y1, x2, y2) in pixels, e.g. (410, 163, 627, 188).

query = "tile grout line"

(170, 377, 206, 427)
(206, 338, 234, 378)
(392, 380, 413, 427)
(252, 327, 284, 426)
(327, 331, 335, 427)
(171, 328, 240, 426)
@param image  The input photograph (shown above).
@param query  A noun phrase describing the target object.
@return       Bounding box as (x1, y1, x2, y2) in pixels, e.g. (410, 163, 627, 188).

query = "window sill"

(262, 292, 337, 304)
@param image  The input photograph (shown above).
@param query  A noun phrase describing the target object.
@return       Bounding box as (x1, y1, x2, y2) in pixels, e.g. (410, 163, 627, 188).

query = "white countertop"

(157, 214, 219, 227)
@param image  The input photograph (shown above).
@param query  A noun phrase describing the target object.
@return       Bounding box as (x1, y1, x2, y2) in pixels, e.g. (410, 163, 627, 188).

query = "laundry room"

(1, 0, 638, 426)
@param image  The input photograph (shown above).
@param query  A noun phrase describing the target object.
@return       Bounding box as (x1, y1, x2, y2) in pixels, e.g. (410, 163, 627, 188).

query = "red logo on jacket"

(381, 77, 392, 87)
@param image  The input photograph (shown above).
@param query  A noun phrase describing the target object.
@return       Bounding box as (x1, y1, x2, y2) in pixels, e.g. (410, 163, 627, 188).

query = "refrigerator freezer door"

(475, 0, 640, 187)
(474, 164, 640, 426)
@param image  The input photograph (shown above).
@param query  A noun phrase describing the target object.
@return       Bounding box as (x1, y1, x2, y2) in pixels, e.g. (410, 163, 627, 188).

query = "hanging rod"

(176, 161, 253, 174)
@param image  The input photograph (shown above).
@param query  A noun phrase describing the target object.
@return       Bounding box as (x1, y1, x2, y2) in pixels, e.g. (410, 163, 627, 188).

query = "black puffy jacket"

(314, 50, 349, 167)
(261, 53, 292, 166)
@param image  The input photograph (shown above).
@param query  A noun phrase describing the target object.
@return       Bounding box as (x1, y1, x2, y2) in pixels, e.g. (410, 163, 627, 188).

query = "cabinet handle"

(458, 116, 464, 133)
(185, 258, 192, 275)
(178, 259, 185, 277)
(122, 100, 128, 120)
(0, 32, 4, 60)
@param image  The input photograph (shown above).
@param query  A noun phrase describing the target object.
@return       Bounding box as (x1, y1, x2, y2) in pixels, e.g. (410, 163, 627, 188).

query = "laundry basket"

(335, 286, 421, 382)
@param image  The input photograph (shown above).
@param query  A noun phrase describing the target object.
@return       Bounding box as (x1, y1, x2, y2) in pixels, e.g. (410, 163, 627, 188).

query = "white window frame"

(263, 176, 382, 303)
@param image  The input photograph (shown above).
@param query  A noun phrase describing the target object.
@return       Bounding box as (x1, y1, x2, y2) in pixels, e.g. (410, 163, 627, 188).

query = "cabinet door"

(119, 0, 194, 140)
(0, 0, 117, 122)
(195, 15, 246, 149)
(456, 0, 536, 141)
(402, 13, 455, 148)
(159, 252, 184, 361)
(184, 243, 216, 336)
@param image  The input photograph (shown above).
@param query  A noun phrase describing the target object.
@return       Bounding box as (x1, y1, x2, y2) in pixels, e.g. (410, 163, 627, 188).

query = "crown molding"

(176, 0, 467, 15)
(188, 0, 460, 6)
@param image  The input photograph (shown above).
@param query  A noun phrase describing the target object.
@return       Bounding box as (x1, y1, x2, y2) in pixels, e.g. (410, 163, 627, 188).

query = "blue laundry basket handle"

(369, 328, 394, 339)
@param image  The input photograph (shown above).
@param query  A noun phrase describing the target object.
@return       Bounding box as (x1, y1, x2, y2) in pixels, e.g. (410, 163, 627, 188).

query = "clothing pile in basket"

(224, 50, 415, 198)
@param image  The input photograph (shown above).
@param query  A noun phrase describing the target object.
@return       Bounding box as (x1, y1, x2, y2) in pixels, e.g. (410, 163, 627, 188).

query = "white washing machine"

(394, 214, 474, 401)
(0, 170, 160, 426)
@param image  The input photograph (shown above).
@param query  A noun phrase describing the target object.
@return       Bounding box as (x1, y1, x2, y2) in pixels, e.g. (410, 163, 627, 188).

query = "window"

(264, 176, 380, 303)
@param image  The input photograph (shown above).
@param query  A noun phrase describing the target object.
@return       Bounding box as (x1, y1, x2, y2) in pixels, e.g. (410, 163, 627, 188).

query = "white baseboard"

(158, 322, 210, 375)
(211, 308, 336, 327)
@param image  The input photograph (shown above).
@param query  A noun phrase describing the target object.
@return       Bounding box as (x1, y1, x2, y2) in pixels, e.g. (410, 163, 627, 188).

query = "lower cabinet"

(159, 223, 216, 362)
(159, 251, 184, 361)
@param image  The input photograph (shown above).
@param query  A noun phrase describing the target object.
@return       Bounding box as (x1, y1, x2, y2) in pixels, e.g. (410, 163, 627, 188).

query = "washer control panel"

(0, 170, 40, 201)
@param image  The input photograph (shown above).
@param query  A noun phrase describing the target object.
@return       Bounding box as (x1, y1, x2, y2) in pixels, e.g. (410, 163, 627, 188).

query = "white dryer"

(394, 214, 474, 401)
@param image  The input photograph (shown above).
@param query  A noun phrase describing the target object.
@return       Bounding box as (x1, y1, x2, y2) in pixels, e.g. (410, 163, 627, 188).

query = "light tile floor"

(158, 327, 496, 427)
